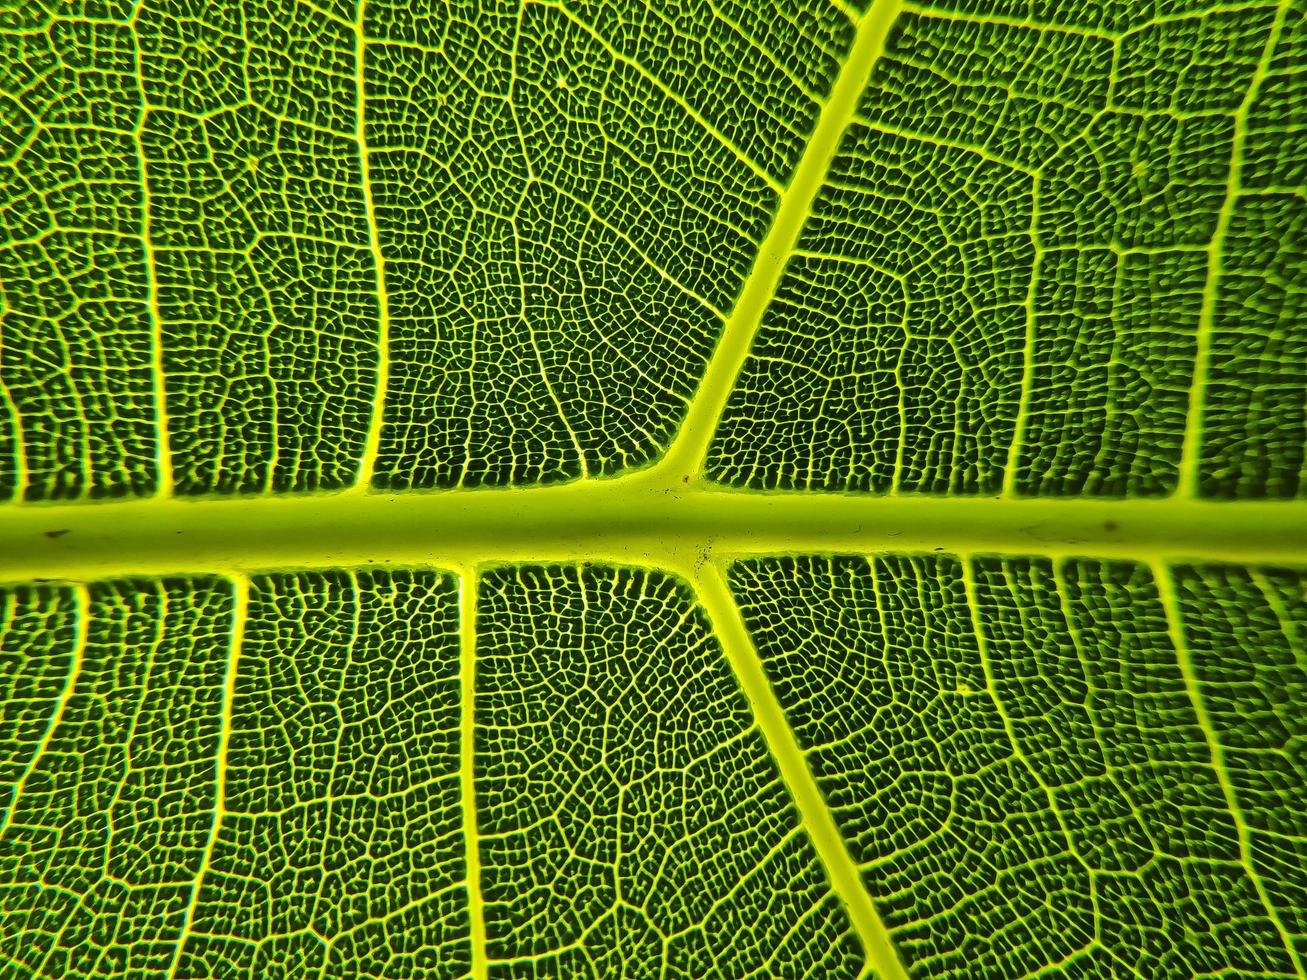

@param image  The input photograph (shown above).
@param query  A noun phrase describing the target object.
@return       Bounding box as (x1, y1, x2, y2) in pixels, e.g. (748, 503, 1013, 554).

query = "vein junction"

(1, 478, 1303, 584)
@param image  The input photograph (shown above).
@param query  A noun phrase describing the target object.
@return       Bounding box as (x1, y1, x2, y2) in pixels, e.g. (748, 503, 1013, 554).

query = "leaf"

(0, 0, 1303, 976)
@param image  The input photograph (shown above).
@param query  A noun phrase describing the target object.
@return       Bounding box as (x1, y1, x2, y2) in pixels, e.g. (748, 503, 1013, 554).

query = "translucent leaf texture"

(0, 0, 1304, 977)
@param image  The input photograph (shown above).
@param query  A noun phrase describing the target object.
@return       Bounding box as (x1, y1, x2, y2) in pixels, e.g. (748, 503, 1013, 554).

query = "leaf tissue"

(0, 0, 1303, 976)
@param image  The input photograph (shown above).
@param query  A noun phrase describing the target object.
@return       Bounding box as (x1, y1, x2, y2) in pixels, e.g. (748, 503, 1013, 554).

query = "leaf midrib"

(2, 483, 1303, 585)
(10, 0, 1298, 589)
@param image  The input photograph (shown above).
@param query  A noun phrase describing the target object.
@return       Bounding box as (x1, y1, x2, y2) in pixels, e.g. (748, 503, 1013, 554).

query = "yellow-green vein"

(3, 487, 1305, 584)
(168, 572, 247, 976)
(0, 582, 87, 838)
(458, 565, 488, 980)
(651, 0, 903, 484)
(1175, 0, 1291, 497)
(129, 6, 174, 497)
(1153, 561, 1306, 977)
(693, 561, 909, 980)
(352, 0, 391, 493)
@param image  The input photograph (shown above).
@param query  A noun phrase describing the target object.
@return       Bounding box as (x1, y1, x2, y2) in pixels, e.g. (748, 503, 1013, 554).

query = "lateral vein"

(1174, 0, 1290, 498)
(693, 562, 909, 980)
(458, 565, 488, 980)
(169, 572, 247, 976)
(650, 0, 902, 485)
(130, 9, 174, 498)
(0, 583, 88, 837)
(353, 0, 392, 493)
(1153, 561, 1305, 977)
(1, 376, 29, 502)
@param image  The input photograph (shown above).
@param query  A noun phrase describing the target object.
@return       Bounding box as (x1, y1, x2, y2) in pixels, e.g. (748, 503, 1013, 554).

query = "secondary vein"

(130, 8, 174, 498)
(1174, 0, 1290, 498)
(353, 0, 392, 493)
(694, 561, 910, 980)
(458, 566, 489, 980)
(650, 0, 903, 485)
(169, 572, 247, 976)
(0, 583, 87, 838)
(1154, 561, 1306, 977)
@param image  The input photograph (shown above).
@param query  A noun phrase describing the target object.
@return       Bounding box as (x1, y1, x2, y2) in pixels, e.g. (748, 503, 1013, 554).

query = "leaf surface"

(1, 0, 1304, 976)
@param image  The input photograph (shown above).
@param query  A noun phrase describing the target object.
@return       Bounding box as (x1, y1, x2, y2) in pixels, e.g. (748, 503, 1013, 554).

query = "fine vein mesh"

(730, 553, 1304, 978)
(4, 0, 858, 496)
(0, 7, 158, 501)
(0, 586, 78, 824)
(3, 2, 1301, 498)
(137, 0, 378, 495)
(175, 570, 469, 978)
(366, 0, 853, 489)
(1170, 563, 1307, 963)
(708, 0, 1303, 497)
(1198, 0, 1306, 498)
(0, 578, 232, 977)
(475, 564, 862, 978)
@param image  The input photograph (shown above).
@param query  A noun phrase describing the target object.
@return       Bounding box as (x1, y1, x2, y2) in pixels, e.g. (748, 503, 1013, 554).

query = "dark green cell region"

(5, 0, 1301, 499)
(0, 10, 159, 501)
(366, 0, 855, 489)
(136, 0, 378, 494)
(0, 577, 233, 977)
(174, 569, 469, 979)
(1170, 563, 1306, 965)
(709, 122, 1035, 493)
(1198, 0, 1306, 498)
(709, 0, 1298, 498)
(475, 563, 862, 978)
(730, 553, 1304, 978)
(0, 586, 81, 825)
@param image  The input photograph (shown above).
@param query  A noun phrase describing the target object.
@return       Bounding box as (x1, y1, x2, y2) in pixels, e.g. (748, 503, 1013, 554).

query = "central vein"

(2, 482, 1302, 585)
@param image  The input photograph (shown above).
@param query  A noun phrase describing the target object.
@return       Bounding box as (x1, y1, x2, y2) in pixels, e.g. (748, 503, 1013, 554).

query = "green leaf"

(1, 0, 1303, 977)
